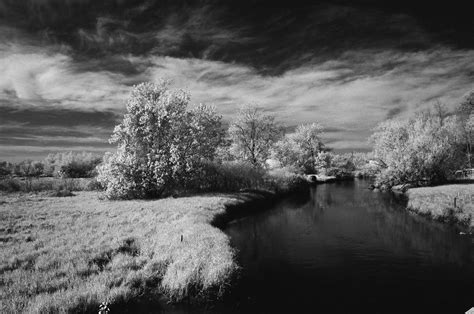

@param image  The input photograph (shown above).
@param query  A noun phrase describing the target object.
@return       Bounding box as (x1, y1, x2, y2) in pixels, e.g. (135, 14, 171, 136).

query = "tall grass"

(1, 192, 241, 313)
(184, 161, 306, 195)
(264, 167, 307, 193)
(407, 184, 474, 227)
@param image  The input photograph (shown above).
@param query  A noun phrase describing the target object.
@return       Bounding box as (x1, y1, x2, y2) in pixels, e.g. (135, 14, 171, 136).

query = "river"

(219, 179, 474, 313)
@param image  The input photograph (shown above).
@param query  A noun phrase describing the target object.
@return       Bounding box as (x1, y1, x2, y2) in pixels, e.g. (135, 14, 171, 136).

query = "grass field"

(407, 184, 474, 228)
(0, 191, 270, 313)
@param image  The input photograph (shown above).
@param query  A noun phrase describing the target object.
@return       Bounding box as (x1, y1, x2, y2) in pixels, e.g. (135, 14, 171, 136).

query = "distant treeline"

(0, 151, 102, 179)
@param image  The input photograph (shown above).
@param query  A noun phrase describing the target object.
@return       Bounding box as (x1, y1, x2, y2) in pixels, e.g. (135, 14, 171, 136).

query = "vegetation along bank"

(407, 184, 474, 230)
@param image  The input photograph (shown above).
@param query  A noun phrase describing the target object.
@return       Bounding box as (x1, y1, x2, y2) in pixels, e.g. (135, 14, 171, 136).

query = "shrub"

(355, 162, 380, 178)
(183, 160, 266, 193)
(0, 178, 21, 192)
(44, 152, 102, 178)
(264, 167, 307, 193)
(325, 154, 356, 179)
(0, 161, 12, 178)
(86, 178, 103, 191)
(12, 160, 45, 191)
(14, 160, 44, 178)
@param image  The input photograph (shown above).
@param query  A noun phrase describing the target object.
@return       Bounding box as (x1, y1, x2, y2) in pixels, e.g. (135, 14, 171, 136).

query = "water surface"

(221, 180, 474, 313)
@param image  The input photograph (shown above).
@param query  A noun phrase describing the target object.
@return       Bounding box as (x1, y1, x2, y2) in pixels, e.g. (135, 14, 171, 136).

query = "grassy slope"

(407, 184, 474, 228)
(0, 191, 264, 313)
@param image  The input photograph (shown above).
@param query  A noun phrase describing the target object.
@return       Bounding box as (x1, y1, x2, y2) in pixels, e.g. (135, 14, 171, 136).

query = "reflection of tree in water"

(309, 185, 332, 210)
(307, 181, 472, 266)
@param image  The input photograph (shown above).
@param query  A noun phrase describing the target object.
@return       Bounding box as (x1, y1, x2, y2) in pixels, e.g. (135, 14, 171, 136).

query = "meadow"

(407, 184, 474, 228)
(0, 190, 277, 313)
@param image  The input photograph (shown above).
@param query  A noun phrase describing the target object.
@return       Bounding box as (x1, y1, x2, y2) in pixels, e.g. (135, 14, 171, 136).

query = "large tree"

(229, 105, 282, 167)
(98, 81, 224, 199)
(370, 106, 464, 187)
(272, 123, 325, 173)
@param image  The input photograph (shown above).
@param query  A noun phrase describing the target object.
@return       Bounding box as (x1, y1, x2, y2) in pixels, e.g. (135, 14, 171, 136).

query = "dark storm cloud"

(2, 0, 473, 73)
(1, 0, 474, 159)
(0, 105, 120, 128)
(0, 105, 116, 156)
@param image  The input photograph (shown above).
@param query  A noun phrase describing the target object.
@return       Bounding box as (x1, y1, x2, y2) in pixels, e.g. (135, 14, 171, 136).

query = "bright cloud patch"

(0, 45, 132, 111)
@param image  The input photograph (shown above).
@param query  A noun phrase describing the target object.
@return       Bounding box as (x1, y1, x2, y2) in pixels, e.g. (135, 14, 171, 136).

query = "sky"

(1, 0, 473, 161)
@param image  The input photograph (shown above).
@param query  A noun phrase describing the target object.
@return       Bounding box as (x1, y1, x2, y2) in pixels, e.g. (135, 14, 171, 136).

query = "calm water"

(219, 180, 474, 314)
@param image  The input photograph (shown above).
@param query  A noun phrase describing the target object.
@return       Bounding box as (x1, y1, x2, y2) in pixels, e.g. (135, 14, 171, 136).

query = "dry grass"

(0, 191, 246, 313)
(407, 184, 474, 227)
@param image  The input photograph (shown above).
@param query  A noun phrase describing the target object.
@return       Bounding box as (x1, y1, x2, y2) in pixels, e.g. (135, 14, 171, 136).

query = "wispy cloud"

(0, 45, 136, 110)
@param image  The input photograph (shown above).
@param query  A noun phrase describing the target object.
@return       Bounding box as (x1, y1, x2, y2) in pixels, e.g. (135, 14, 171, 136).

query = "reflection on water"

(223, 180, 474, 314)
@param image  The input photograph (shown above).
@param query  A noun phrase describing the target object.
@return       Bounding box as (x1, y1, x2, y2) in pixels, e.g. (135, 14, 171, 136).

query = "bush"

(183, 160, 266, 193)
(264, 167, 307, 193)
(14, 160, 44, 178)
(0, 161, 12, 178)
(179, 161, 307, 195)
(355, 162, 380, 178)
(0, 178, 21, 192)
(44, 152, 102, 178)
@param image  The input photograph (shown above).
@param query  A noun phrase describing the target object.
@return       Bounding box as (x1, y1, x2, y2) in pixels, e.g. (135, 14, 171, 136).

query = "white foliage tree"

(97, 81, 224, 199)
(229, 105, 282, 167)
(370, 106, 464, 187)
(272, 123, 325, 173)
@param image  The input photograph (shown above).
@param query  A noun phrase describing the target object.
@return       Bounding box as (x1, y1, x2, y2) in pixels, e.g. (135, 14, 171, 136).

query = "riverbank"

(407, 184, 474, 229)
(0, 186, 300, 313)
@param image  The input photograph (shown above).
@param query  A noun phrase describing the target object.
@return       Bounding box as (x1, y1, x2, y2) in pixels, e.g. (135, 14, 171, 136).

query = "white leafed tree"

(98, 81, 224, 199)
(229, 105, 282, 167)
(272, 123, 325, 173)
(370, 106, 464, 187)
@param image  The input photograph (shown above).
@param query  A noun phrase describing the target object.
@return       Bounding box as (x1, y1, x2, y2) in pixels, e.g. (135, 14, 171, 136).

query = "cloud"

(0, 105, 120, 128)
(2, 1, 473, 74)
(0, 44, 137, 111)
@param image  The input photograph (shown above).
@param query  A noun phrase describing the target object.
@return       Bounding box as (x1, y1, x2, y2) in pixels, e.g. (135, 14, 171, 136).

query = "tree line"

(3, 81, 471, 197)
(0, 152, 102, 179)
(96, 81, 366, 199)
